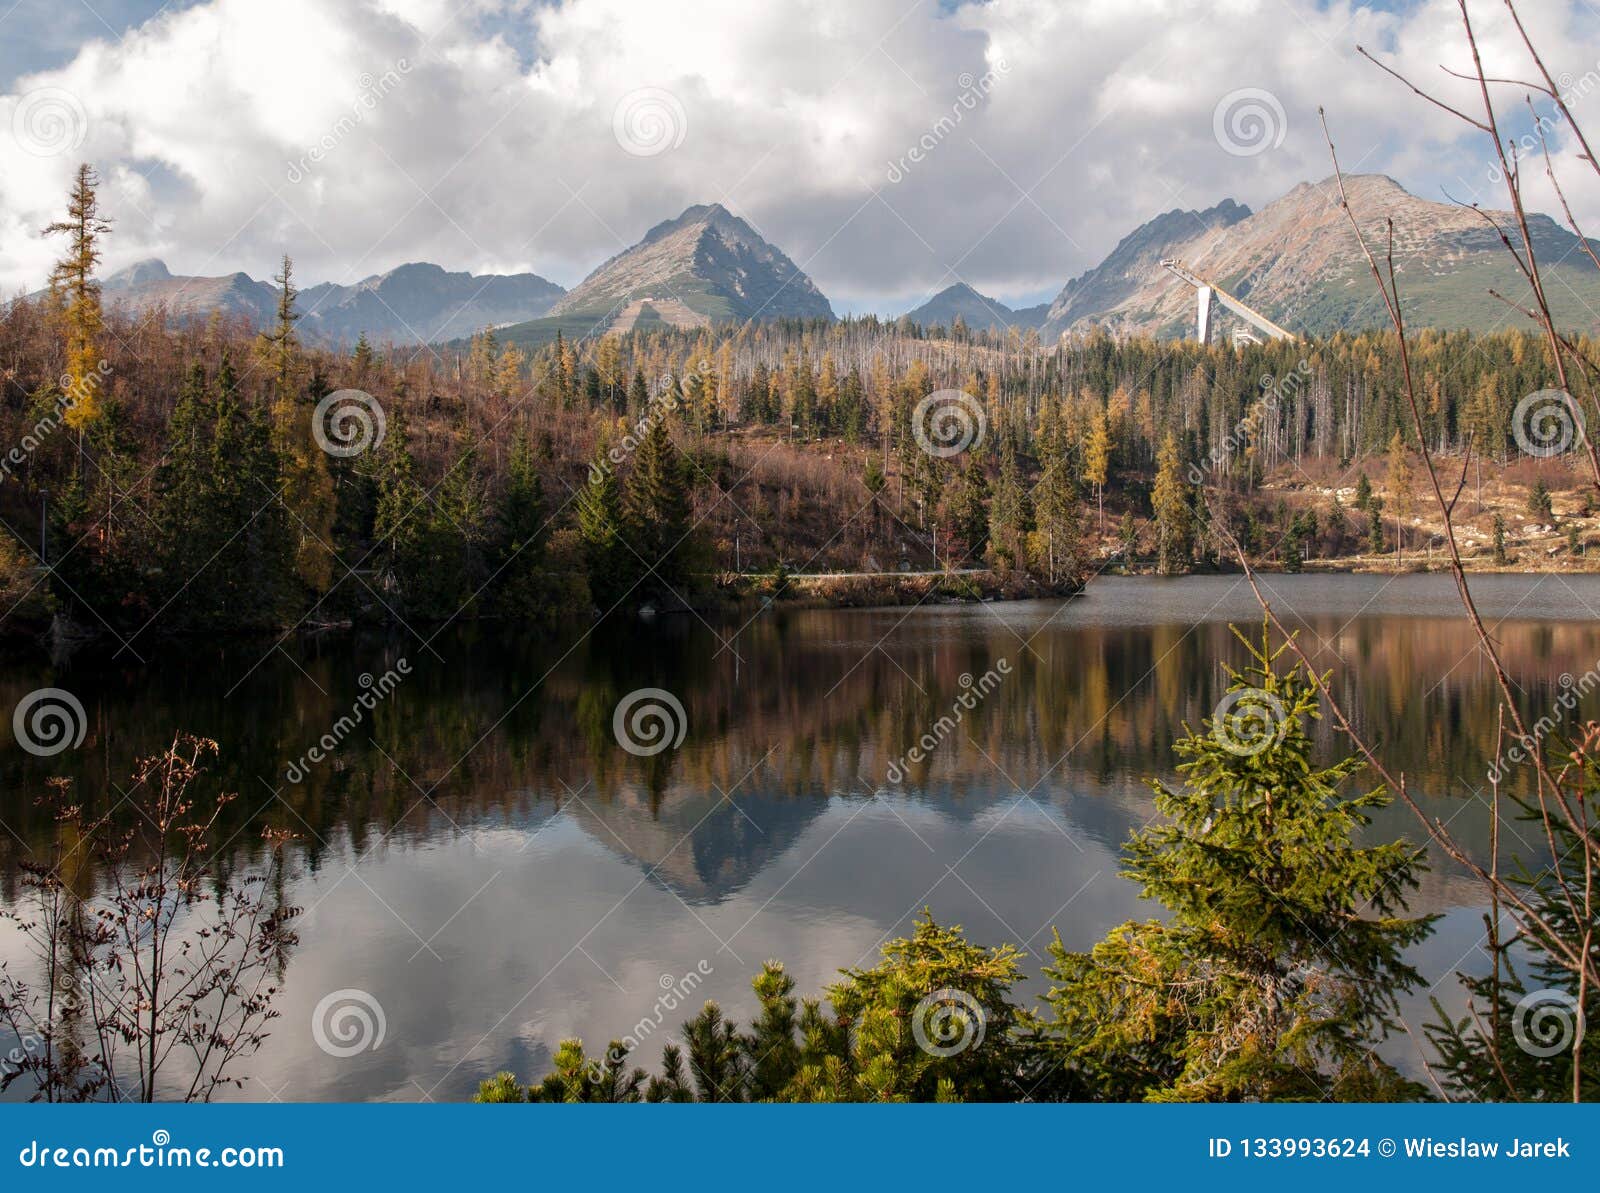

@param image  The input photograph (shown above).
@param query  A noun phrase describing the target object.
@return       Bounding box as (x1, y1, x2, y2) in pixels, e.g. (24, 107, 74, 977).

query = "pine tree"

(1528, 476, 1554, 520)
(1151, 432, 1192, 576)
(260, 254, 336, 592)
(1386, 430, 1413, 562)
(1082, 407, 1111, 537)
(986, 441, 1033, 569)
(44, 164, 112, 437)
(1034, 449, 1082, 588)
(493, 429, 551, 617)
(1032, 623, 1435, 1101)
(943, 453, 989, 565)
(623, 416, 695, 598)
(1353, 472, 1372, 512)
(371, 408, 423, 596)
(576, 439, 629, 610)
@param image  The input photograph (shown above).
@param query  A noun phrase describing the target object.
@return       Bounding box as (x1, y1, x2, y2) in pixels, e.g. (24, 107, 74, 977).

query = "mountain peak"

(900, 281, 1048, 333)
(550, 203, 833, 328)
(1043, 173, 1600, 339)
(106, 258, 172, 288)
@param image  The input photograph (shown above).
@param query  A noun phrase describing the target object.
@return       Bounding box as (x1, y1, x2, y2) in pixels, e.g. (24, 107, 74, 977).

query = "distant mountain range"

(33, 175, 1600, 347)
(95, 259, 565, 346)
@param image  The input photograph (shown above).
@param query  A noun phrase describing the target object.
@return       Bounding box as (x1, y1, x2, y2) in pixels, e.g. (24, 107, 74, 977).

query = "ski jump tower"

(1159, 258, 1297, 346)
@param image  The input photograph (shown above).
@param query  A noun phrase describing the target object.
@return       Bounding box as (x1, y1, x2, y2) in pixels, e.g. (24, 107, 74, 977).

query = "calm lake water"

(4, 572, 1600, 1101)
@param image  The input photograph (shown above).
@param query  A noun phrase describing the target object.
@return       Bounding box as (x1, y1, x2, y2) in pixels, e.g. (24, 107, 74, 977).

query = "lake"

(4, 572, 1600, 1101)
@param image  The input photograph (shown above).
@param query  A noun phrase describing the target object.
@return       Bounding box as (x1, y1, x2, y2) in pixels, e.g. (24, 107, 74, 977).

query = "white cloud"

(0, 0, 1596, 313)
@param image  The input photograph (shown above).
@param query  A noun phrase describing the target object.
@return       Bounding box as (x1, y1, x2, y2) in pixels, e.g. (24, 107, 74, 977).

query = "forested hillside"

(2, 170, 1594, 646)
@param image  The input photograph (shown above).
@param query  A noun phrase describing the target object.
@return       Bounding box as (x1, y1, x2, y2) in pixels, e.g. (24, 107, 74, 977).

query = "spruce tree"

(1151, 431, 1192, 575)
(1031, 623, 1435, 1102)
(576, 440, 630, 610)
(623, 416, 694, 598)
(1035, 450, 1082, 588)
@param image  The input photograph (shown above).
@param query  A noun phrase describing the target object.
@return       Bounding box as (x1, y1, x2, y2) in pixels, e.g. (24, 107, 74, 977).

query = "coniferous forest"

(3, 167, 1596, 649)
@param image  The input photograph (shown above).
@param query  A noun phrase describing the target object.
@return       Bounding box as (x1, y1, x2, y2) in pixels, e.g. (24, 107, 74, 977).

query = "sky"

(0, 0, 1597, 317)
